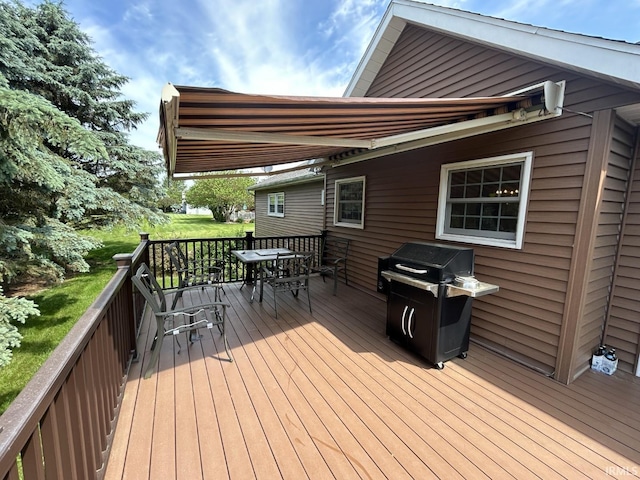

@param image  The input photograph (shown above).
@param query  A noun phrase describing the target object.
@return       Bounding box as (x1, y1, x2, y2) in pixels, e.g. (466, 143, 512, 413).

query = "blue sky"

(50, 0, 640, 151)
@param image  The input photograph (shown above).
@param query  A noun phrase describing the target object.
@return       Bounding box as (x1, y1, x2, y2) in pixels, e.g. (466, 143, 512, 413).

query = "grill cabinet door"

(386, 281, 437, 358)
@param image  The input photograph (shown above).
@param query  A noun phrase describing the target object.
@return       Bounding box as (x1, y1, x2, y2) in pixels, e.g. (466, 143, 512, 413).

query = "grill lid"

(389, 242, 474, 282)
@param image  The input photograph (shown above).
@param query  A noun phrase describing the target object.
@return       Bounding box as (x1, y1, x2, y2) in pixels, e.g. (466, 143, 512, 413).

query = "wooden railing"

(0, 232, 323, 480)
(0, 238, 148, 480)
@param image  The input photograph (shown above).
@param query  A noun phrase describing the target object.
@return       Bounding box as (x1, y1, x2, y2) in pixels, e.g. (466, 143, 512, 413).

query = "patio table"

(232, 248, 292, 301)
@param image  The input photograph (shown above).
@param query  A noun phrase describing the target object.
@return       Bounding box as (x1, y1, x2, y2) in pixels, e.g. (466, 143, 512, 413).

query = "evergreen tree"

(0, 0, 166, 286)
(0, 0, 168, 362)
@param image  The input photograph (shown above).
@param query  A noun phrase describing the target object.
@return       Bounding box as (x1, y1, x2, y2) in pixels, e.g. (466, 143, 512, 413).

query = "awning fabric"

(158, 83, 561, 177)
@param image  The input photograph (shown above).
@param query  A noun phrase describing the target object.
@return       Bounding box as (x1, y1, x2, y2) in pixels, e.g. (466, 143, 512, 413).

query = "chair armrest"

(183, 257, 225, 271)
(324, 256, 346, 265)
(160, 301, 230, 317)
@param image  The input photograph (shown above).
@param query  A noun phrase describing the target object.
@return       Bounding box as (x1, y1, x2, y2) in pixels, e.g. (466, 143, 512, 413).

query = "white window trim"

(333, 176, 365, 229)
(267, 192, 285, 217)
(436, 152, 533, 249)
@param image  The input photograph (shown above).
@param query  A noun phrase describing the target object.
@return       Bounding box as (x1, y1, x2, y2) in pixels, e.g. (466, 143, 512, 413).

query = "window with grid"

(267, 192, 284, 217)
(436, 152, 533, 249)
(334, 176, 365, 228)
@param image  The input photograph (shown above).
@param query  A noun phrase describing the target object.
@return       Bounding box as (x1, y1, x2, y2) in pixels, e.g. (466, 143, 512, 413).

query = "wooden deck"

(105, 278, 640, 479)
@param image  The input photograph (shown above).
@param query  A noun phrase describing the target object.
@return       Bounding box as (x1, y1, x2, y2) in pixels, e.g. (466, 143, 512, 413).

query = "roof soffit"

(344, 0, 640, 98)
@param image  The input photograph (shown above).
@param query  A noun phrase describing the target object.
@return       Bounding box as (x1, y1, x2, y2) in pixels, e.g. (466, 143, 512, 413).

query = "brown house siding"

(254, 180, 324, 237)
(565, 111, 636, 381)
(367, 25, 640, 109)
(326, 24, 640, 379)
(604, 119, 640, 374)
(326, 115, 589, 374)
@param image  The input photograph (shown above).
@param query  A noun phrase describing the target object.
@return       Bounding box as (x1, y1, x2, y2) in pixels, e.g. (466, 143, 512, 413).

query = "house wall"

(253, 180, 324, 237)
(570, 113, 635, 379)
(604, 120, 640, 375)
(325, 24, 640, 379)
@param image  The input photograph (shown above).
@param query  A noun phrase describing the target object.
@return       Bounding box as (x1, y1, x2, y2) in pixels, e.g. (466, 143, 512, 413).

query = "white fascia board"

(344, 10, 406, 97)
(392, 0, 640, 90)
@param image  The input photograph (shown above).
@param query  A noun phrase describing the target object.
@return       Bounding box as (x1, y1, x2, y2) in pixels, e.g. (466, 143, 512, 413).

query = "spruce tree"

(0, 0, 167, 363)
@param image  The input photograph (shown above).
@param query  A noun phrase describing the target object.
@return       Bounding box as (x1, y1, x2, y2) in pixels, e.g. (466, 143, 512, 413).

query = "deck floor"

(105, 278, 640, 479)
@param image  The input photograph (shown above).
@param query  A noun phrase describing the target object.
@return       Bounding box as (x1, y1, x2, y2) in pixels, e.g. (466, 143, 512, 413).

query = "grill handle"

(401, 306, 408, 335)
(396, 264, 428, 275)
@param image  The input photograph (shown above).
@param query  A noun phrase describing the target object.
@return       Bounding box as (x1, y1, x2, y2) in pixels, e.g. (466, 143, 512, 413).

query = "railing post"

(320, 229, 328, 267)
(139, 232, 150, 267)
(244, 231, 254, 284)
(113, 253, 138, 361)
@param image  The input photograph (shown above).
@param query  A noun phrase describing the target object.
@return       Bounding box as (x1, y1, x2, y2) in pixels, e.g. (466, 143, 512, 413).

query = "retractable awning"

(158, 81, 564, 178)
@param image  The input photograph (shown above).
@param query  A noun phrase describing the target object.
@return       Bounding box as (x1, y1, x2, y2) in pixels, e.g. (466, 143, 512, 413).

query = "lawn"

(0, 215, 253, 413)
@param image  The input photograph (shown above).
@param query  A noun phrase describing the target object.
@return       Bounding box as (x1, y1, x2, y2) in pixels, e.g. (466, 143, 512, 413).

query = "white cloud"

(184, 0, 388, 96)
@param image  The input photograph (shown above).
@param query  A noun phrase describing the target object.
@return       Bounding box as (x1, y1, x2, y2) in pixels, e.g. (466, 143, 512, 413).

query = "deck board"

(105, 279, 640, 479)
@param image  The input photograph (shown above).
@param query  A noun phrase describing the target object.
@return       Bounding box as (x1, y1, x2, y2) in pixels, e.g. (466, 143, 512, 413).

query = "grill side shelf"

(381, 270, 439, 297)
(446, 282, 499, 298)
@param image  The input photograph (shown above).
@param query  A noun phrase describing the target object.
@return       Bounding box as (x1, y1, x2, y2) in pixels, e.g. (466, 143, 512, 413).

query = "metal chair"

(165, 241, 225, 309)
(132, 263, 233, 379)
(259, 251, 313, 318)
(318, 237, 350, 295)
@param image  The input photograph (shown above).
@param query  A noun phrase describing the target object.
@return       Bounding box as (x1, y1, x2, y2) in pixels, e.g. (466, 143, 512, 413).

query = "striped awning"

(158, 82, 564, 177)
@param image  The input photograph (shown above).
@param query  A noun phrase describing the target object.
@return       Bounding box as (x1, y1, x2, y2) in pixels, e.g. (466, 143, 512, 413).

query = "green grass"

(0, 215, 253, 413)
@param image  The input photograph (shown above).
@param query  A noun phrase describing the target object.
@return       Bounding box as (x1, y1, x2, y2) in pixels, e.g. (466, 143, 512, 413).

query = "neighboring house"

(249, 168, 325, 237)
(159, 1, 640, 384)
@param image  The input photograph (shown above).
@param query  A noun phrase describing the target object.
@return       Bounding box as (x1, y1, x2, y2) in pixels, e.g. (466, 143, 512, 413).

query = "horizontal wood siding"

(575, 116, 634, 375)
(254, 181, 324, 237)
(606, 119, 640, 374)
(327, 24, 640, 375)
(366, 25, 640, 109)
(325, 116, 592, 372)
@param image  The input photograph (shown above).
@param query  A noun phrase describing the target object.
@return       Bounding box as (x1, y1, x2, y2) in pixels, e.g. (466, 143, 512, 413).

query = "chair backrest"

(272, 251, 313, 280)
(322, 237, 350, 263)
(165, 241, 187, 283)
(166, 241, 225, 285)
(131, 263, 167, 314)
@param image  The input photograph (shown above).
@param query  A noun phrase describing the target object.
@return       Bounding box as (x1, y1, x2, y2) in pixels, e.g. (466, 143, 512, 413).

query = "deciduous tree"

(185, 175, 255, 222)
(158, 178, 187, 213)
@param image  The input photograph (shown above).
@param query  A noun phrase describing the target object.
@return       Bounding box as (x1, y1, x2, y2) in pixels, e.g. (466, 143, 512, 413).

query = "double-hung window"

(267, 192, 284, 217)
(334, 176, 365, 229)
(436, 152, 533, 249)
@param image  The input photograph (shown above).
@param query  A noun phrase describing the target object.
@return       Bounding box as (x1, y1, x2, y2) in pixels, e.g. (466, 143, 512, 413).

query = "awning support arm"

(174, 127, 372, 149)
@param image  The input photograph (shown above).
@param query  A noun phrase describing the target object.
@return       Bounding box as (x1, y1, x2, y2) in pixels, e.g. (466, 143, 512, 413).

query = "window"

(334, 176, 365, 229)
(436, 152, 533, 249)
(267, 192, 284, 217)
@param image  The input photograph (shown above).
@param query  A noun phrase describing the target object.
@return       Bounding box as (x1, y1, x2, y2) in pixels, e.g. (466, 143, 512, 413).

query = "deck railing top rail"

(147, 232, 324, 290)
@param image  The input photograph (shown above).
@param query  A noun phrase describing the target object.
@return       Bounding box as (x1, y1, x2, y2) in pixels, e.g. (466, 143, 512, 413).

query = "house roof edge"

(344, 0, 640, 97)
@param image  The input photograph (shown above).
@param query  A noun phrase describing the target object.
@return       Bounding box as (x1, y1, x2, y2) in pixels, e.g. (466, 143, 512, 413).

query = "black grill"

(387, 242, 473, 283)
(378, 242, 478, 369)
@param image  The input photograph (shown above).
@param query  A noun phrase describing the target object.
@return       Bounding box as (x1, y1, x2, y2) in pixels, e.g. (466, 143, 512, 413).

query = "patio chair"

(165, 241, 225, 309)
(318, 237, 350, 295)
(259, 251, 313, 318)
(132, 263, 233, 379)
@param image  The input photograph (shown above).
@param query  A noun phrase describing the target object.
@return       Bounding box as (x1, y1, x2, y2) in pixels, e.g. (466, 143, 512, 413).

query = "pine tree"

(0, 0, 168, 363)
